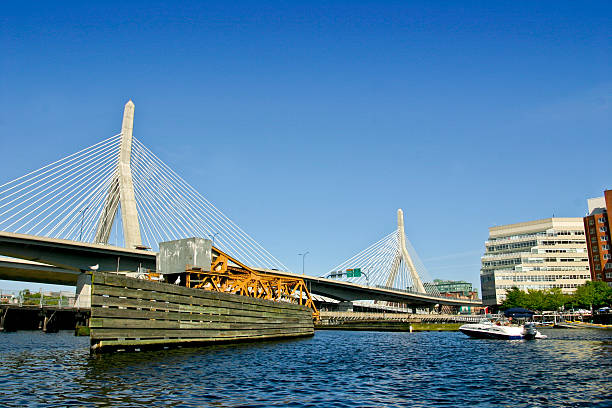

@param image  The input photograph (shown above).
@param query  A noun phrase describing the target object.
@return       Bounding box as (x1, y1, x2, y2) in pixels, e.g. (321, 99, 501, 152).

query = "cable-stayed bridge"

(0, 101, 479, 308)
(324, 209, 438, 295)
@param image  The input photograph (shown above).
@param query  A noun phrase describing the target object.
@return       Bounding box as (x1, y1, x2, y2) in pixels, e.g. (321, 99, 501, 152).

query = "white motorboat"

(459, 319, 547, 340)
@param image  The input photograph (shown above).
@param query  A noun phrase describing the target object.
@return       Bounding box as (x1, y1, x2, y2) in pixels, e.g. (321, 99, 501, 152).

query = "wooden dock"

(89, 272, 314, 352)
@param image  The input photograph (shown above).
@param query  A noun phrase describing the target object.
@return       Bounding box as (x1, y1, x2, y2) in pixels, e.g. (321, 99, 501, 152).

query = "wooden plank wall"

(89, 271, 314, 352)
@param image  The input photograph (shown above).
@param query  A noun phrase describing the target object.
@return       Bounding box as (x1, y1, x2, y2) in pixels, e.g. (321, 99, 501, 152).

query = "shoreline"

(315, 322, 461, 332)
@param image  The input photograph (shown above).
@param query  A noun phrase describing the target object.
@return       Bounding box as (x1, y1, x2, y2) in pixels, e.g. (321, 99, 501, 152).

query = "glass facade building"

(433, 279, 474, 296)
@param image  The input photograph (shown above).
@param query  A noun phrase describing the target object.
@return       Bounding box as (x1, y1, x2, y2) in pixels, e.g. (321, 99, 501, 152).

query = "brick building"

(583, 190, 612, 286)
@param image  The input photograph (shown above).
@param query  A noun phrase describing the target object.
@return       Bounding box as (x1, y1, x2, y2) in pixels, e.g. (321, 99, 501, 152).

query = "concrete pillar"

(94, 179, 120, 244)
(74, 274, 92, 309)
(397, 209, 426, 293)
(386, 253, 401, 288)
(94, 101, 142, 248)
(385, 209, 426, 293)
(117, 101, 142, 249)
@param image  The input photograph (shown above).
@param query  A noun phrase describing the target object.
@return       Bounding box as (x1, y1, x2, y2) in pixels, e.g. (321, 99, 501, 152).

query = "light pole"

(361, 270, 370, 287)
(78, 206, 89, 241)
(298, 251, 309, 275)
(208, 232, 220, 247)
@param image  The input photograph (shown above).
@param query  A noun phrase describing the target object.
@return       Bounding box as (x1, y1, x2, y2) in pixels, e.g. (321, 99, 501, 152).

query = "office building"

(480, 218, 590, 306)
(433, 279, 475, 297)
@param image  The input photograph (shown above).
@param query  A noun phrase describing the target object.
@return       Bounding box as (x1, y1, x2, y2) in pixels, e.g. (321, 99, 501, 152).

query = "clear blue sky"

(1, 1, 610, 294)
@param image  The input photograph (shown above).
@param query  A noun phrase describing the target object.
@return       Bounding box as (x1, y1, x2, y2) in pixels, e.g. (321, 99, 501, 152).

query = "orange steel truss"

(185, 247, 319, 320)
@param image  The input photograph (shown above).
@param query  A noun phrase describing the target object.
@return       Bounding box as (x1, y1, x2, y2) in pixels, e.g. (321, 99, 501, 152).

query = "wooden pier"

(89, 272, 314, 352)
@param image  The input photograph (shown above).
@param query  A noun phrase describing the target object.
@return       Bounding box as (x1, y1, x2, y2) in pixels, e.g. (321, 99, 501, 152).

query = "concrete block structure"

(157, 237, 212, 275)
(480, 218, 590, 306)
(583, 190, 612, 286)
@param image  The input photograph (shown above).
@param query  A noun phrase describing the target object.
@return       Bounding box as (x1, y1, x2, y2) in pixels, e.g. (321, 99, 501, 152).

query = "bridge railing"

(373, 285, 476, 302)
(319, 311, 485, 324)
(0, 289, 76, 308)
(374, 284, 428, 295)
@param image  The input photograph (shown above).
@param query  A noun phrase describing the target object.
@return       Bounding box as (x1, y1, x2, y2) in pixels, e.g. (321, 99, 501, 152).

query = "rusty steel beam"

(183, 247, 319, 320)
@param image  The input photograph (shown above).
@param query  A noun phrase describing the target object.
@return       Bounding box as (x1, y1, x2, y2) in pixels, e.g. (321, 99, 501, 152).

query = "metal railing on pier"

(0, 289, 76, 308)
(319, 311, 485, 324)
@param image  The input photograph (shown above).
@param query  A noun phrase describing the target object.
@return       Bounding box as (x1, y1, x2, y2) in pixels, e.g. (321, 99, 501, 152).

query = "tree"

(524, 289, 546, 311)
(500, 287, 527, 309)
(501, 287, 569, 311)
(541, 288, 568, 311)
(572, 281, 612, 310)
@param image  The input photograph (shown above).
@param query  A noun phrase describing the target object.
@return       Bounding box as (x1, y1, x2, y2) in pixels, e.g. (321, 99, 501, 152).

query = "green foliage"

(501, 282, 612, 312)
(500, 287, 527, 309)
(21, 291, 42, 305)
(571, 281, 612, 310)
(17, 290, 61, 306)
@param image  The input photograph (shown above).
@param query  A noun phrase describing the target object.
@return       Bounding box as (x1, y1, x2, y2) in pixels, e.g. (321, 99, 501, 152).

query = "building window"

(596, 273, 603, 279)
(602, 236, 609, 241)
(606, 272, 612, 279)
(605, 254, 612, 260)
(599, 217, 607, 224)
(589, 219, 595, 226)
(606, 263, 612, 270)
(590, 228, 595, 234)
(600, 226, 608, 232)
(603, 244, 610, 250)
(596, 264, 601, 270)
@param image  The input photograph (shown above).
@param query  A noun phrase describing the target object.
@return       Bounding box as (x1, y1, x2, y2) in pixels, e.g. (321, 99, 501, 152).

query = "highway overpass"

(0, 231, 480, 307)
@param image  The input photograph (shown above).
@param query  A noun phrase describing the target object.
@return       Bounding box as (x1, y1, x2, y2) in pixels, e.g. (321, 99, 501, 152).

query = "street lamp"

(361, 269, 370, 287)
(78, 206, 89, 241)
(208, 232, 220, 247)
(298, 251, 309, 275)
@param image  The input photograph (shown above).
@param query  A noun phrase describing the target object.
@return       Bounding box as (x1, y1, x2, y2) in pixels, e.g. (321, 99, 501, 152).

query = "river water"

(0, 329, 610, 407)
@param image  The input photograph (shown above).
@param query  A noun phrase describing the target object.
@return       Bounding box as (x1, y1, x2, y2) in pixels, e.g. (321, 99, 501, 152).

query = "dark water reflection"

(0, 329, 610, 407)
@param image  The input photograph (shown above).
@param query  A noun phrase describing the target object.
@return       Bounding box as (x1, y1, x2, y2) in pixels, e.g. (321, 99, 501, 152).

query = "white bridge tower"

(94, 100, 142, 248)
(386, 209, 426, 293)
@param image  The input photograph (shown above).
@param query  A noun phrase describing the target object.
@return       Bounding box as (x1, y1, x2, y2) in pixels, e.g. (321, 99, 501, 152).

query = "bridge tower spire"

(386, 209, 426, 293)
(94, 100, 142, 248)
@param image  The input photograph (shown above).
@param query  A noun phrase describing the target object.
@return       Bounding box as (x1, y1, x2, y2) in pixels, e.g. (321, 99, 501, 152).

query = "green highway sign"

(346, 268, 361, 277)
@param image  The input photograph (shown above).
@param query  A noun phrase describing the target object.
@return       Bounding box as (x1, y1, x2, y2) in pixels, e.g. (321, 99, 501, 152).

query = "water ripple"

(0, 329, 610, 407)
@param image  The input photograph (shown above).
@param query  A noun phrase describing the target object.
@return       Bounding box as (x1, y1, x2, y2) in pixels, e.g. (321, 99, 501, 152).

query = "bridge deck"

(0, 232, 482, 308)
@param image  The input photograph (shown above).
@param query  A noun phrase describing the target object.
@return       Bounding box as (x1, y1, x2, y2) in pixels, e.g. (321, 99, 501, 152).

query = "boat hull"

(459, 322, 547, 340)
(459, 327, 523, 340)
